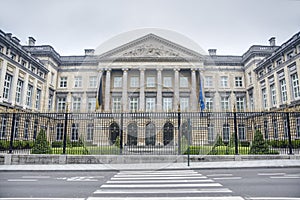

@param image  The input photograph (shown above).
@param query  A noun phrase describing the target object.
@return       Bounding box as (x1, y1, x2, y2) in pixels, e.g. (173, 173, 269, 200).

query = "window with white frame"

(163, 97, 173, 112)
(74, 76, 82, 88)
(238, 124, 246, 141)
(13, 117, 19, 138)
(235, 77, 243, 87)
(273, 119, 278, 139)
(26, 84, 33, 107)
(264, 120, 269, 140)
(130, 76, 139, 88)
(146, 97, 156, 112)
(222, 124, 230, 141)
(87, 123, 94, 141)
(72, 97, 81, 112)
(146, 76, 155, 88)
(3, 73, 12, 100)
(208, 124, 214, 142)
(205, 97, 213, 111)
(59, 77, 67, 88)
(112, 97, 121, 112)
(113, 77, 122, 88)
(221, 96, 229, 111)
(0, 116, 7, 138)
(180, 76, 188, 88)
(262, 88, 267, 109)
(205, 76, 213, 87)
(270, 84, 277, 106)
(87, 97, 96, 112)
(296, 117, 300, 138)
(163, 76, 172, 87)
(180, 97, 189, 111)
(291, 73, 300, 99)
(35, 89, 41, 110)
(220, 76, 228, 87)
(15, 79, 23, 104)
(89, 76, 97, 88)
(57, 97, 66, 112)
(56, 123, 63, 141)
(71, 123, 79, 141)
(236, 96, 245, 111)
(284, 119, 288, 139)
(280, 79, 288, 103)
(24, 120, 29, 139)
(129, 97, 139, 112)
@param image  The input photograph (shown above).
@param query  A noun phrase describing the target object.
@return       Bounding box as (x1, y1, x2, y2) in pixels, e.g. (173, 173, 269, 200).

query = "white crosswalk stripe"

(89, 169, 245, 199)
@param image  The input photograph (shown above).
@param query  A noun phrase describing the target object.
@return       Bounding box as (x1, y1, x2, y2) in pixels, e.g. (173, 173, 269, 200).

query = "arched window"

(163, 122, 174, 145)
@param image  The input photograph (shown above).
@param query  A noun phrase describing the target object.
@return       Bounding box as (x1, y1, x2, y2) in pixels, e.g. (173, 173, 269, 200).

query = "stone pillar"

(191, 69, 197, 111)
(33, 79, 38, 110)
(22, 73, 29, 109)
(96, 70, 103, 111)
(122, 68, 128, 112)
(174, 68, 180, 111)
(139, 68, 145, 111)
(0, 60, 8, 103)
(104, 69, 111, 112)
(10, 67, 19, 106)
(157, 68, 163, 111)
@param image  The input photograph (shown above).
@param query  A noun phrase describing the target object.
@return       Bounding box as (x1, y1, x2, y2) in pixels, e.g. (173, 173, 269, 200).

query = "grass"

(51, 146, 120, 155)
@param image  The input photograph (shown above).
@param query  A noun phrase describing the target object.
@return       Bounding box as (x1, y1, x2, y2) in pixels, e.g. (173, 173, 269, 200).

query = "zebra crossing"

(88, 169, 245, 200)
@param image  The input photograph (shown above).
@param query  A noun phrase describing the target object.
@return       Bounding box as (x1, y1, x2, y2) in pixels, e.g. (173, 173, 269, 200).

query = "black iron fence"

(0, 111, 300, 155)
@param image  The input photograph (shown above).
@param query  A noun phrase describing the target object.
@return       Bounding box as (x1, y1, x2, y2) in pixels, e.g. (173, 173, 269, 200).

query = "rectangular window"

(280, 79, 288, 103)
(146, 97, 156, 112)
(249, 93, 254, 111)
(129, 97, 139, 112)
(24, 120, 29, 139)
(205, 76, 213, 87)
(220, 76, 228, 87)
(180, 77, 188, 88)
(48, 94, 53, 111)
(0, 116, 7, 138)
(205, 97, 213, 111)
(87, 124, 94, 141)
(273, 119, 278, 139)
(113, 77, 122, 88)
(146, 76, 155, 88)
(235, 77, 243, 87)
(35, 89, 41, 110)
(112, 97, 121, 112)
(291, 73, 300, 99)
(59, 77, 67, 88)
(130, 76, 139, 88)
(238, 124, 246, 141)
(270, 84, 277, 106)
(163, 77, 172, 88)
(71, 123, 79, 141)
(296, 118, 300, 138)
(72, 97, 81, 112)
(74, 76, 82, 88)
(14, 117, 19, 138)
(180, 97, 189, 111)
(89, 76, 97, 88)
(3, 73, 12, 100)
(57, 97, 66, 112)
(26, 84, 33, 107)
(15, 79, 23, 104)
(223, 124, 230, 142)
(262, 88, 267, 109)
(264, 120, 269, 140)
(208, 124, 214, 143)
(163, 97, 173, 112)
(56, 123, 63, 141)
(221, 96, 229, 111)
(284, 119, 288, 139)
(236, 96, 245, 111)
(87, 97, 96, 112)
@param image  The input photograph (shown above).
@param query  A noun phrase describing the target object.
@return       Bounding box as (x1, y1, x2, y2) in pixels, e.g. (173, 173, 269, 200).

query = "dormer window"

(287, 51, 294, 60)
(10, 52, 16, 60)
(276, 58, 282, 66)
(21, 60, 27, 67)
(267, 65, 272, 73)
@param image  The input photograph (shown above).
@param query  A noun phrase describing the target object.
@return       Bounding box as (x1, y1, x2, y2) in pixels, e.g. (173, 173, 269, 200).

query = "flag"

(96, 73, 103, 110)
(199, 72, 205, 111)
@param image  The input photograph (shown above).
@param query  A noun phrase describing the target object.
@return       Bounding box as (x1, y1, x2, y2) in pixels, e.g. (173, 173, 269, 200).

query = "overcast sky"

(1, 0, 299, 56)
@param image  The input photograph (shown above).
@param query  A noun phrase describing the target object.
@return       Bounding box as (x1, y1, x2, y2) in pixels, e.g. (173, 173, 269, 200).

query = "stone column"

(95, 69, 103, 111)
(22, 73, 29, 109)
(10, 67, 19, 106)
(174, 68, 180, 111)
(122, 68, 128, 112)
(139, 68, 145, 111)
(191, 69, 197, 111)
(104, 69, 111, 112)
(0, 60, 8, 103)
(157, 68, 163, 111)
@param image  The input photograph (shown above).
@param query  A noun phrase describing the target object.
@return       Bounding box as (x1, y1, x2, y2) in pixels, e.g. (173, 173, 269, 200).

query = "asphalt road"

(0, 168, 299, 200)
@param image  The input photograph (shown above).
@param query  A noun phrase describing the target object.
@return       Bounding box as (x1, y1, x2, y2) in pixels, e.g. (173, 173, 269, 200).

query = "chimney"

(85, 49, 95, 55)
(28, 37, 36, 46)
(269, 37, 276, 46)
(208, 49, 217, 56)
(12, 36, 20, 44)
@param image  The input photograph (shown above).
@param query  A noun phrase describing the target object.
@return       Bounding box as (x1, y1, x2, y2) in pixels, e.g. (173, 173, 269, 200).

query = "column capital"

(139, 68, 146, 72)
(105, 68, 111, 72)
(122, 68, 129, 72)
(156, 68, 163, 72)
(174, 68, 180, 72)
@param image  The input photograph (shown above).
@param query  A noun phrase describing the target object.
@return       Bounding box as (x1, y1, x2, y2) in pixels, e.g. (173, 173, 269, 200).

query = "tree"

(249, 130, 270, 154)
(31, 129, 52, 154)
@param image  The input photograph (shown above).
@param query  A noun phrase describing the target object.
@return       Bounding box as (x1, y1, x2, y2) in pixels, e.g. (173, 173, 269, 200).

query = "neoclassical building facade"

(1, 30, 300, 113)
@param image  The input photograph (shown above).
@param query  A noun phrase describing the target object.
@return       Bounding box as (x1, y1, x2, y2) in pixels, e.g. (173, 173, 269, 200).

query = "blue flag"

(96, 74, 103, 110)
(199, 73, 205, 111)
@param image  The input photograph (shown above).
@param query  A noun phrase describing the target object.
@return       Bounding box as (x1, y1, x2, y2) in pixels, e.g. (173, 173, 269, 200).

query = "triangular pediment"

(97, 33, 204, 60)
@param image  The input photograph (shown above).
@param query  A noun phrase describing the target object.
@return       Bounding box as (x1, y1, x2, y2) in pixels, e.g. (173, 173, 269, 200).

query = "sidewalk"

(1, 159, 300, 171)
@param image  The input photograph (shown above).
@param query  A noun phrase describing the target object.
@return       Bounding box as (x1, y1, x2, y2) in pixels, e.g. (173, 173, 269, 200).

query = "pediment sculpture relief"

(123, 44, 180, 57)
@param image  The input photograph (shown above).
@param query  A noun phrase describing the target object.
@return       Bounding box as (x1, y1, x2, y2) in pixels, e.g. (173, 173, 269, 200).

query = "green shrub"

(114, 136, 120, 148)
(0, 140, 10, 151)
(31, 129, 52, 154)
(240, 141, 250, 147)
(292, 140, 300, 148)
(249, 130, 270, 154)
(52, 141, 63, 148)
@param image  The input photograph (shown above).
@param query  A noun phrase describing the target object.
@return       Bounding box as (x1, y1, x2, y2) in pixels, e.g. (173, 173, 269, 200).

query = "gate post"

(177, 110, 181, 155)
(120, 113, 123, 155)
(286, 112, 293, 155)
(233, 106, 239, 155)
(62, 111, 68, 155)
(9, 113, 16, 154)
